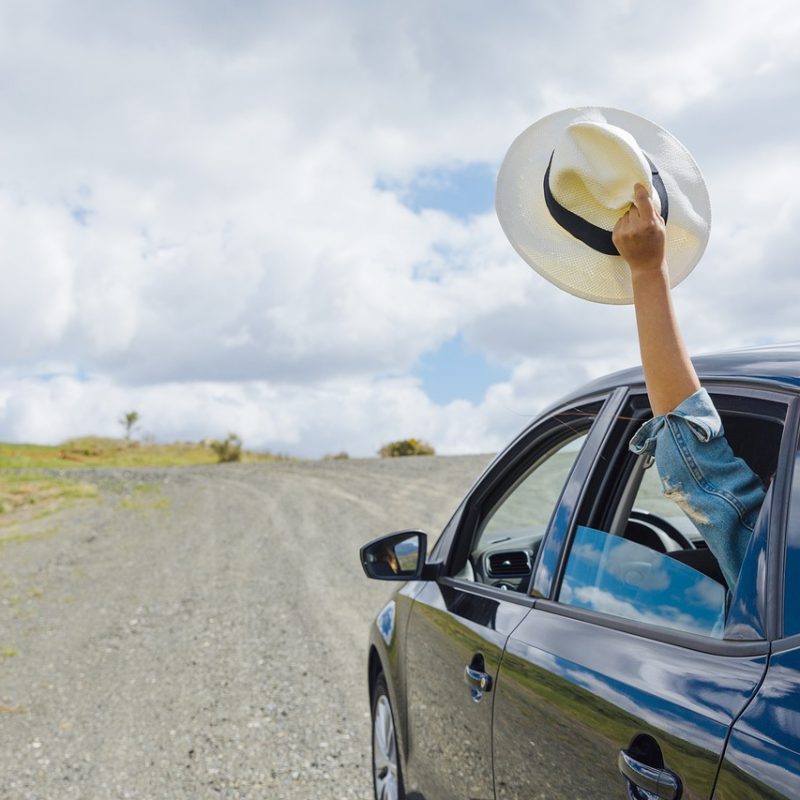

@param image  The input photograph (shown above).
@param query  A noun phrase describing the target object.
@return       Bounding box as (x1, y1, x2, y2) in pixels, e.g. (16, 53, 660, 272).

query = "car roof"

(556, 343, 800, 409)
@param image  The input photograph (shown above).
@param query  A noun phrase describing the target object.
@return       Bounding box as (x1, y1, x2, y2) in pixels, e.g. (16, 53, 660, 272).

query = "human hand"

(612, 183, 666, 274)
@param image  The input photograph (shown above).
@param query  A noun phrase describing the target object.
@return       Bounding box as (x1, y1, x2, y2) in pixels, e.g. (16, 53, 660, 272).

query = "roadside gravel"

(0, 454, 492, 799)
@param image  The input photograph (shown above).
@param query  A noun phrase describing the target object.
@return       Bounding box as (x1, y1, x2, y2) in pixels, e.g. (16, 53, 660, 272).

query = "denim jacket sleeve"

(629, 388, 766, 590)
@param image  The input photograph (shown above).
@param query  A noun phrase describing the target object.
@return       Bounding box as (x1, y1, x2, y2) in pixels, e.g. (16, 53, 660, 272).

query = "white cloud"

(0, 1, 799, 454)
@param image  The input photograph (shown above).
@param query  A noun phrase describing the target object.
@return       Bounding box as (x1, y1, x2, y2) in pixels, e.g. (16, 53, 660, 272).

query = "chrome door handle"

(618, 749, 682, 800)
(464, 666, 492, 693)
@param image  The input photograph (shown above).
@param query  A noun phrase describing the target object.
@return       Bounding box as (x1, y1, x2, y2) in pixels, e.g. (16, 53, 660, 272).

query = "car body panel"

(714, 639, 800, 799)
(493, 605, 768, 799)
(367, 581, 422, 788)
(402, 580, 531, 799)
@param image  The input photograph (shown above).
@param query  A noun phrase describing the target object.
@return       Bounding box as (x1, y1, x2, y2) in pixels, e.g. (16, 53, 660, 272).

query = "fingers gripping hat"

(495, 107, 711, 304)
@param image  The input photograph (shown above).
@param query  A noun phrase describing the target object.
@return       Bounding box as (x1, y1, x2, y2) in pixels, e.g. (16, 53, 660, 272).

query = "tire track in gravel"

(0, 456, 490, 799)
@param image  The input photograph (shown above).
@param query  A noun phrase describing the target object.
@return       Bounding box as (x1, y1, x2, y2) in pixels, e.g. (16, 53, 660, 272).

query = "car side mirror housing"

(360, 530, 440, 581)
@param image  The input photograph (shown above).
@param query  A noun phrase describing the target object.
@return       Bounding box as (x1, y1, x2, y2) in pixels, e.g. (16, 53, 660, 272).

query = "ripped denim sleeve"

(629, 388, 766, 590)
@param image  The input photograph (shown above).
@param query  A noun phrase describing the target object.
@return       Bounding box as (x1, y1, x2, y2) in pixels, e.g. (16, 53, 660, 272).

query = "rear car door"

(492, 385, 794, 799)
(714, 407, 800, 799)
(401, 392, 621, 800)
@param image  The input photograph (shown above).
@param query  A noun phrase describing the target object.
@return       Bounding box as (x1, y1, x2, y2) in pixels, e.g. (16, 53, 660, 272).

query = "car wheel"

(372, 673, 404, 800)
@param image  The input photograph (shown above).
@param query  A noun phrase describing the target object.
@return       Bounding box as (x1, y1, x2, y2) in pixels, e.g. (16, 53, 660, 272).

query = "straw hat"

(495, 107, 711, 304)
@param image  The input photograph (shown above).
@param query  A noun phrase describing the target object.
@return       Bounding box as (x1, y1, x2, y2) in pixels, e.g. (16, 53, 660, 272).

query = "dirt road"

(0, 455, 491, 799)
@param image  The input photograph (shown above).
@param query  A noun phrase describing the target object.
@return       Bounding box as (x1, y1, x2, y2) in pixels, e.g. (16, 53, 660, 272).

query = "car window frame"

(778, 396, 800, 638)
(439, 389, 626, 605)
(541, 380, 799, 651)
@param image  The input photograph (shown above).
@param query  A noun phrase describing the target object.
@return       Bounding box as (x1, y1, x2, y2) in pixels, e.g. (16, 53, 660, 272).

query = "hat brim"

(495, 107, 711, 305)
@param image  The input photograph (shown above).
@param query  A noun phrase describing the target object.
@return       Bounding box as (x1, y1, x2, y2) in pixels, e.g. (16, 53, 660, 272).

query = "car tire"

(371, 673, 405, 800)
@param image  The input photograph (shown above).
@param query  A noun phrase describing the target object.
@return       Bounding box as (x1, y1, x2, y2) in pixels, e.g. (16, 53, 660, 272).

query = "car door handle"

(618, 749, 681, 800)
(464, 666, 493, 693)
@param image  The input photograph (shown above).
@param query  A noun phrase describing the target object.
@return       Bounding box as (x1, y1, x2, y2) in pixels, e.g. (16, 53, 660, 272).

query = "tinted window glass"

(561, 526, 726, 638)
(477, 434, 588, 547)
(462, 431, 588, 592)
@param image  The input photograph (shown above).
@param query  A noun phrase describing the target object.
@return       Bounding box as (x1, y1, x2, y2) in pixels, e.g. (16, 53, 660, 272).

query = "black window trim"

(534, 598, 770, 657)
(437, 575, 536, 609)
(771, 392, 800, 640)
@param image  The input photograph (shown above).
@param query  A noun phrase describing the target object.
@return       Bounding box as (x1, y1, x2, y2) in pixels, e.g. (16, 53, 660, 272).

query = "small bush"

(324, 452, 349, 460)
(378, 438, 435, 458)
(209, 433, 243, 463)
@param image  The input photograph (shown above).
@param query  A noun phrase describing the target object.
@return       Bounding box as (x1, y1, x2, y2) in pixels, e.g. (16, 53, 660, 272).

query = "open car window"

(556, 389, 787, 641)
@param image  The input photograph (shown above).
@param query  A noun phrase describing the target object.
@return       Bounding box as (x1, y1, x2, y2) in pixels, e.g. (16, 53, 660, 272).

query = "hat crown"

(549, 121, 658, 227)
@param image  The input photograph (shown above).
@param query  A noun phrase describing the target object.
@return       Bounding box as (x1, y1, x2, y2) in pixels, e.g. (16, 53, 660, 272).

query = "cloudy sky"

(1, 0, 798, 457)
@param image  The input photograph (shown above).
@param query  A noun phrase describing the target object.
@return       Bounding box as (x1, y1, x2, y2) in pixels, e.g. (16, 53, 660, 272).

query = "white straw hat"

(495, 107, 711, 304)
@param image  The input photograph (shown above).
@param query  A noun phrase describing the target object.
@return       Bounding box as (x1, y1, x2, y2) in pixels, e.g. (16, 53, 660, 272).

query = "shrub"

(378, 438, 435, 458)
(324, 452, 349, 460)
(209, 433, 243, 463)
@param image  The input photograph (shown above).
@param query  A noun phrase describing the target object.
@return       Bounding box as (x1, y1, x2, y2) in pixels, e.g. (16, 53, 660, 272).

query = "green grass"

(119, 483, 171, 512)
(0, 474, 97, 526)
(0, 437, 288, 469)
(0, 433, 290, 525)
(0, 527, 58, 547)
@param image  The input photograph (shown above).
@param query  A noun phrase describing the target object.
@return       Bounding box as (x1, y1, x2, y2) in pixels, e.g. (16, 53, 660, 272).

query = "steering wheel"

(628, 509, 694, 551)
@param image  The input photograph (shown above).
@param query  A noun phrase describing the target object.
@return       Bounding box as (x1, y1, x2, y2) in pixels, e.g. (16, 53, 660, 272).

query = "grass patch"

(0, 474, 97, 527)
(0, 438, 288, 469)
(0, 526, 59, 548)
(119, 483, 171, 512)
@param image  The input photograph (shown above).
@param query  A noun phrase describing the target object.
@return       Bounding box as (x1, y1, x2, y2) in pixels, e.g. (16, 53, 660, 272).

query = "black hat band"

(543, 153, 669, 256)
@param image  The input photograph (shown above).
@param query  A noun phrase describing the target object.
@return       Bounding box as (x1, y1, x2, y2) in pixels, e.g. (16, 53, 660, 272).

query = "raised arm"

(612, 183, 700, 416)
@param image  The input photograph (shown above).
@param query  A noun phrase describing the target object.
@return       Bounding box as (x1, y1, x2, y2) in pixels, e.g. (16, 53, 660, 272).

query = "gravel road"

(0, 455, 492, 800)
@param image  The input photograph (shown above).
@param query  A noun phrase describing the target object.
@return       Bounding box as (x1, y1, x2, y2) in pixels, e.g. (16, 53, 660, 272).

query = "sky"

(1, 0, 799, 457)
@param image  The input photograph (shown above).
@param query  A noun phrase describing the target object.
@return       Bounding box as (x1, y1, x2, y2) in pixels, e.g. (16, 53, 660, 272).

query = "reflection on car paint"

(377, 600, 395, 646)
(561, 526, 726, 638)
(493, 608, 768, 799)
(725, 484, 770, 640)
(783, 448, 800, 637)
(403, 581, 528, 799)
(715, 644, 800, 799)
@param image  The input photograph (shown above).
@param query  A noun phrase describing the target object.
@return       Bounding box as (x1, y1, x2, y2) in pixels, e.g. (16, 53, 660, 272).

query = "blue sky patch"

(34, 366, 91, 383)
(70, 205, 93, 226)
(414, 335, 508, 405)
(377, 161, 496, 220)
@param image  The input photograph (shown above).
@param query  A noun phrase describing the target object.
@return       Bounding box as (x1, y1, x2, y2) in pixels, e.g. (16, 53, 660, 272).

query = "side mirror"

(360, 530, 438, 581)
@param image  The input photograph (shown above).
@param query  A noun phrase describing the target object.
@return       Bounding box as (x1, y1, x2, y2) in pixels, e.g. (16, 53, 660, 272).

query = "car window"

(461, 431, 588, 592)
(557, 391, 786, 640)
(561, 525, 726, 637)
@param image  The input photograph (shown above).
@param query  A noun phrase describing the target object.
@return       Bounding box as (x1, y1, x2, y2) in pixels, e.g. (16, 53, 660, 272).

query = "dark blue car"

(360, 345, 800, 800)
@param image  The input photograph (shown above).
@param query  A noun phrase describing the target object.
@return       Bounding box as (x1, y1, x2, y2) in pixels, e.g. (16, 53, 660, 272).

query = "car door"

(714, 405, 800, 799)
(400, 391, 623, 800)
(492, 386, 795, 799)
